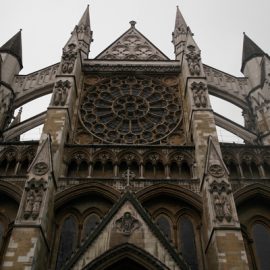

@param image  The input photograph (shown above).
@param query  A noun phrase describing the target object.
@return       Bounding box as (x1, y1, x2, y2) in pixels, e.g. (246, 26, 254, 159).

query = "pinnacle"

(0, 30, 23, 68)
(241, 33, 265, 72)
(78, 5, 90, 29)
(174, 5, 187, 32)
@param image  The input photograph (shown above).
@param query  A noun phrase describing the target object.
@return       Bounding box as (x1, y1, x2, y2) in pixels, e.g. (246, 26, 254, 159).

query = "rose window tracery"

(80, 75, 181, 144)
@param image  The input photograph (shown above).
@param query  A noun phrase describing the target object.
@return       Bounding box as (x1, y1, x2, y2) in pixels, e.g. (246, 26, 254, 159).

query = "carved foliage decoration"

(62, 43, 78, 74)
(80, 75, 182, 144)
(186, 45, 201, 76)
(191, 82, 207, 108)
(96, 27, 167, 61)
(53, 80, 71, 106)
(23, 180, 47, 220)
(209, 180, 232, 222)
(115, 211, 141, 235)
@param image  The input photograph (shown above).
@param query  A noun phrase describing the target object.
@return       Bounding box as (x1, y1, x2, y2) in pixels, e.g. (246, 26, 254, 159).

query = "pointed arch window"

(156, 215, 172, 241)
(56, 216, 78, 270)
(227, 161, 239, 178)
(252, 223, 270, 270)
(82, 213, 100, 239)
(179, 216, 198, 270)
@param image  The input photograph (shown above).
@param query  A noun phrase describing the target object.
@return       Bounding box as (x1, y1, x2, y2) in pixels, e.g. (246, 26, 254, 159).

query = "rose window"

(80, 75, 181, 144)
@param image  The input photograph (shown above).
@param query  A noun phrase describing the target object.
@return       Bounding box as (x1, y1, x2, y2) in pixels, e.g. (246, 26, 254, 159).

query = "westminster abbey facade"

(0, 5, 270, 270)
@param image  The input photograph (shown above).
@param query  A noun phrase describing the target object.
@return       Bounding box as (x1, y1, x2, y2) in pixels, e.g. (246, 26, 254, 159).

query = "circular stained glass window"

(80, 75, 181, 144)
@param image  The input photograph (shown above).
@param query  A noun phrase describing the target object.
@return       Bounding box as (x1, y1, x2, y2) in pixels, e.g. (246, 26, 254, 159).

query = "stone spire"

(76, 5, 92, 57)
(0, 30, 22, 68)
(174, 5, 188, 33)
(241, 33, 265, 72)
(172, 6, 189, 60)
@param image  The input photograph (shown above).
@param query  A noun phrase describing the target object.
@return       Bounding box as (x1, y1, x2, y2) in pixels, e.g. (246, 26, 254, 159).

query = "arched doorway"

(105, 257, 148, 270)
(83, 243, 173, 270)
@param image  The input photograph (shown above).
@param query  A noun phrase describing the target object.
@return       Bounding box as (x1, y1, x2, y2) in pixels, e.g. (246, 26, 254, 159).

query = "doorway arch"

(83, 243, 172, 270)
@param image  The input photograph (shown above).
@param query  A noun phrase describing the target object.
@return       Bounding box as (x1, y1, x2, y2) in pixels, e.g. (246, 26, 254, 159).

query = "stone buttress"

(1, 6, 92, 270)
(172, 6, 249, 269)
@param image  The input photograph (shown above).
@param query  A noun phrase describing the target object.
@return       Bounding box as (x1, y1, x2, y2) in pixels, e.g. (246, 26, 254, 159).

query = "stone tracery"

(80, 75, 182, 144)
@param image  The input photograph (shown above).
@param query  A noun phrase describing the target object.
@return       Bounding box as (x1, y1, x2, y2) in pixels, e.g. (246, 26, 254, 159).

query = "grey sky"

(1, 0, 270, 141)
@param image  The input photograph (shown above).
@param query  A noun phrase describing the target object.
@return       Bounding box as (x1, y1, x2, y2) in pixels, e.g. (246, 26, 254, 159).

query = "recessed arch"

(82, 243, 174, 270)
(136, 184, 202, 213)
(55, 182, 120, 210)
(234, 183, 270, 206)
(0, 181, 22, 203)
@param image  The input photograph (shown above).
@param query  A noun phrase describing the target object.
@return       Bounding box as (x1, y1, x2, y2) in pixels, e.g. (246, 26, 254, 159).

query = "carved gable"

(96, 22, 169, 61)
(65, 193, 188, 270)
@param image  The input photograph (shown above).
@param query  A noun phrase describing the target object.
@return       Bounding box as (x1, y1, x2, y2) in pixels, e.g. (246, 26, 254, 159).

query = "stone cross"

(122, 168, 136, 187)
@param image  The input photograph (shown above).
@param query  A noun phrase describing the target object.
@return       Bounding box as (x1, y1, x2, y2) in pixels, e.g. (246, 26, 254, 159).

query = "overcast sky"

(1, 0, 270, 141)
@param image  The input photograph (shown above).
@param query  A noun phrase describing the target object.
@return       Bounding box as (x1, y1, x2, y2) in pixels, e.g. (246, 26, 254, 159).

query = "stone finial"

(129, 21, 137, 28)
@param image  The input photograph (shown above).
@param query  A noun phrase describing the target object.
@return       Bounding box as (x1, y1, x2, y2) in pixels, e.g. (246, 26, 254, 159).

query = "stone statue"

(32, 189, 43, 219)
(193, 88, 207, 108)
(214, 194, 224, 221)
(24, 190, 35, 219)
(53, 80, 71, 106)
(186, 45, 201, 76)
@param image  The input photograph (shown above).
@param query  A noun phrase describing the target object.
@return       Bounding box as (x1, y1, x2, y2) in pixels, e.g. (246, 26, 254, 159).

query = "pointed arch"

(0, 181, 22, 203)
(55, 182, 120, 209)
(234, 183, 270, 206)
(83, 243, 173, 270)
(136, 184, 202, 212)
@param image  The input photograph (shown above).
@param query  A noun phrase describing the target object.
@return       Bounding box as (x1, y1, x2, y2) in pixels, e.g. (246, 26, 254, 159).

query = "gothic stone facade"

(0, 6, 270, 270)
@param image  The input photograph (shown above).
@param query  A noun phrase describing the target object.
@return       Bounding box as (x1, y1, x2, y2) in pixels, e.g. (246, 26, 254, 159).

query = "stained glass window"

(253, 223, 270, 270)
(56, 216, 78, 269)
(179, 216, 198, 270)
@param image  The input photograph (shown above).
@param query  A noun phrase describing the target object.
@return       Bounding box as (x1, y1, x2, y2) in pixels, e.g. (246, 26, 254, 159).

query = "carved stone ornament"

(208, 164, 225, 178)
(122, 169, 136, 187)
(191, 82, 207, 108)
(33, 162, 49, 175)
(73, 152, 86, 164)
(213, 194, 232, 222)
(115, 211, 141, 235)
(53, 80, 71, 106)
(62, 43, 77, 74)
(80, 75, 182, 144)
(97, 27, 167, 61)
(209, 180, 231, 194)
(23, 180, 47, 220)
(186, 45, 201, 76)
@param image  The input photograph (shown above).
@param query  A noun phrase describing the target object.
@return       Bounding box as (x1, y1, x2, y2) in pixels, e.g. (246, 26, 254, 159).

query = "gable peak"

(95, 23, 169, 61)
